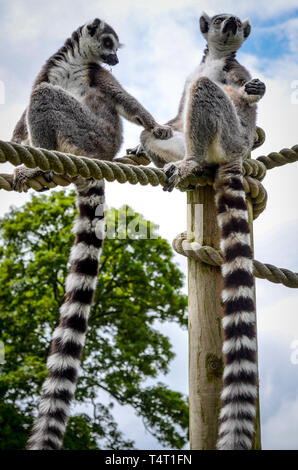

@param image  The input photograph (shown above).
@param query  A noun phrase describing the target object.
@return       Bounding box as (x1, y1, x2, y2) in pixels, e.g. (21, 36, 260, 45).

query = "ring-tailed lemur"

(11, 18, 172, 450)
(129, 13, 265, 450)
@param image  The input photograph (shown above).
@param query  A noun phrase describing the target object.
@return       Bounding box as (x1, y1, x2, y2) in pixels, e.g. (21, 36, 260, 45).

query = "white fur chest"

(186, 56, 226, 91)
(48, 60, 90, 102)
(198, 56, 227, 83)
(182, 56, 226, 125)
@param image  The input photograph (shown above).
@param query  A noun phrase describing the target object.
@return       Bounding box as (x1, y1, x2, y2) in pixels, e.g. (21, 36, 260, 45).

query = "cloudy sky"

(0, 0, 298, 450)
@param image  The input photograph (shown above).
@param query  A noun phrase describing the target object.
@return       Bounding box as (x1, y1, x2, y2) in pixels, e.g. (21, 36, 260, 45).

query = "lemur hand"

(152, 125, 173, 140)
(245, 79, 266, 97)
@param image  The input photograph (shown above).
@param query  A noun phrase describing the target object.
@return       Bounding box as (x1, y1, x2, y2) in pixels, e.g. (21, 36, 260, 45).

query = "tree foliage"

(0, 189, 188, 450)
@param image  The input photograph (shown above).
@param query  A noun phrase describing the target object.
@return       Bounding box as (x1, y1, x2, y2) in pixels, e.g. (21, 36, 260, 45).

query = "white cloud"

(0, 1, 190, 46)
(2, 0, 298, 48)
(257, 331, 298, 448)
(257, 290, 298, 341)
(262, 396, 298, 449)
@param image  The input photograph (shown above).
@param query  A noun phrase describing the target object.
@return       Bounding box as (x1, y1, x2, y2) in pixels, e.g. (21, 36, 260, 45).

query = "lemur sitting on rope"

(128, 13, 266, 450)
(11, 18, 172, 450)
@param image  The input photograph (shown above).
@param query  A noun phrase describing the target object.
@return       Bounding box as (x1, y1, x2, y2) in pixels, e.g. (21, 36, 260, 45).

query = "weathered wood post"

(187, 180, 261, 450)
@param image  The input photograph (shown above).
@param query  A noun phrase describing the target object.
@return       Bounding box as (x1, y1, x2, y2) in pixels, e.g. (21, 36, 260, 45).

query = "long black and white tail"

(27, 178, 105, 450)
(214, 158, 257, 450)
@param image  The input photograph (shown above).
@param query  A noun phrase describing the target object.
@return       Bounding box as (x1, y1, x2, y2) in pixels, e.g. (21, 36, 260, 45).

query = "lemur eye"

(103, 38, 113, 49)
(237, 20, 242, 27)
(214, 18, 223, 24)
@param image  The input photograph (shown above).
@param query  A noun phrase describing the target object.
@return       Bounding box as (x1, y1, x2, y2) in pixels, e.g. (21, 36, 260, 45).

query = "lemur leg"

(13, 83, 120, 191)
(130, 129, 185, 168)
(163, 77, 244, 191)
(28, 83, 120, 156)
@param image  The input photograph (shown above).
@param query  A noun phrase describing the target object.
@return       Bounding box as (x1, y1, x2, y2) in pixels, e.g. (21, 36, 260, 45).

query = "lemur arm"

(226, 60, 251, 87)
(115, 91, 157, 130)
(225, 62, 265, 106)
(227, 67, 266, 107)
(11, 108, 28, 143)
(104, 72, 170, 134)
(115, 90, 158, 130)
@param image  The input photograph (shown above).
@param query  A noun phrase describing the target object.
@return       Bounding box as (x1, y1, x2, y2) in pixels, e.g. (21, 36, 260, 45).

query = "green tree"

(0, 189, 188, 450)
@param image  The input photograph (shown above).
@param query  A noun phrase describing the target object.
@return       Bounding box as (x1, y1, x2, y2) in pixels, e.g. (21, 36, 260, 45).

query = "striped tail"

(214, 158, 257, 450)
(27, 178, 105, 450)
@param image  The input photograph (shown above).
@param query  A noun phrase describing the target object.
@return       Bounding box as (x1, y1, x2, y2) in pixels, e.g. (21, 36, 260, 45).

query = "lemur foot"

(126, 144, 146, 157)
(243, 79, 266, 104)
(163, 159, 205, 192)
(12, 165, 54, 192)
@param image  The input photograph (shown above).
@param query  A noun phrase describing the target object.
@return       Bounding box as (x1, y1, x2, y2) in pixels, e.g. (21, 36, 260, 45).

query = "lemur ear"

(242, 18, 251, 39)
(199, 12, 211, 35)
(87, 18, 102, 37)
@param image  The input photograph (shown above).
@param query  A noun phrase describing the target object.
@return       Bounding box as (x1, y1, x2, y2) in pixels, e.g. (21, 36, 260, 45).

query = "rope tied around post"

(173, 232, 298, 289)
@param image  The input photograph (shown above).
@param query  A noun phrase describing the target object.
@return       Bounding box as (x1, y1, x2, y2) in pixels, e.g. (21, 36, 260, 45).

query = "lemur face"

(80, 18, 121, 66)
(200, 12, 251, 52)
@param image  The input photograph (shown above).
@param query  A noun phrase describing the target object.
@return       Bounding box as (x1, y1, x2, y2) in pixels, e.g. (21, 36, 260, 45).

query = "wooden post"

(187, 185, 261, 450)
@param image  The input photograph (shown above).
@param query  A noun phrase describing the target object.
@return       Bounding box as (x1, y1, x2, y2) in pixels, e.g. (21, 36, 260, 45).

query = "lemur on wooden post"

(11, 18, 172, 450)
(128, 13, 266, 450)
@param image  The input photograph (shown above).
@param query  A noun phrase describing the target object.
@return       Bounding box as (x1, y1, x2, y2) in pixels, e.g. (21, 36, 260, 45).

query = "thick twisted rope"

(0, 151, 151, 192)
(173, 232, 298, 288)
(0, 140, 267, 219)
(257, 145, 298, 169)
(114, 153, 151, 166)
(0, 130, 295, 220)
(0, 140, 166, 187)
(0, 154, 150, 191)
(253, 126, 266, 150)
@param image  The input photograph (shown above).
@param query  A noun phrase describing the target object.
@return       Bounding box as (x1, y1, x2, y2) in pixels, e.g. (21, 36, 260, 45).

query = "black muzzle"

(101, 53, 119, 66)
(223, 17, 237, 35)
